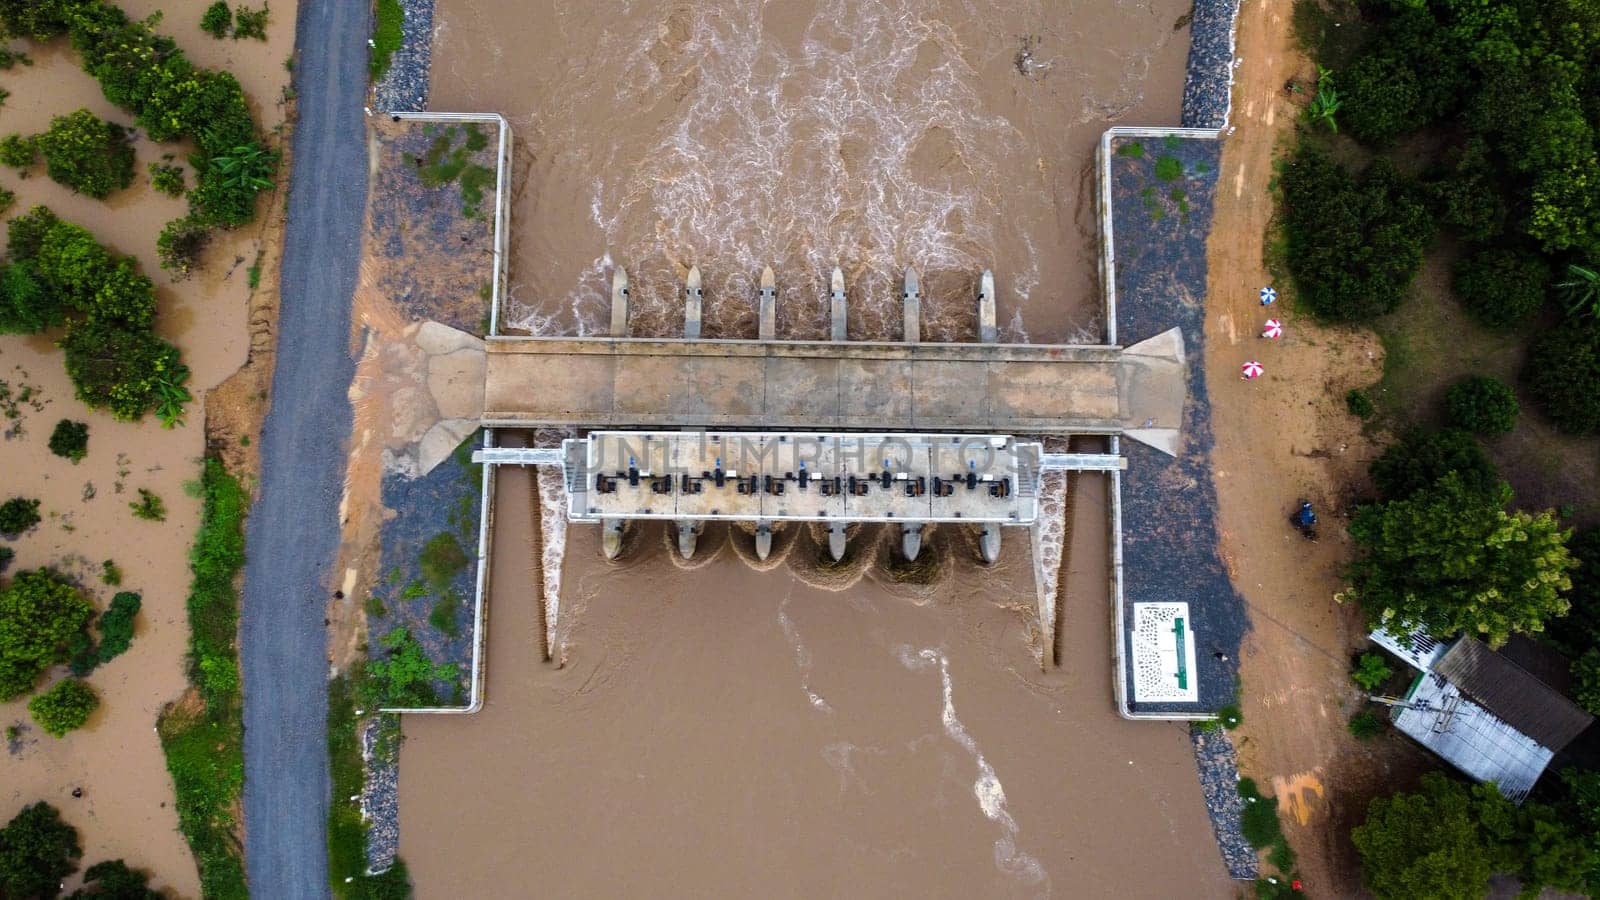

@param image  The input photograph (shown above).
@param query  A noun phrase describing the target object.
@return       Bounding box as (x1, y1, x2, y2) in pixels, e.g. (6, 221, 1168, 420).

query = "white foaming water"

(896, 646, 1049, 888)
(1031, 469, 1069, 642)
(536, 464, 569, 660)
(508, 0, 1034, 339)
(778, 587, 833, 712)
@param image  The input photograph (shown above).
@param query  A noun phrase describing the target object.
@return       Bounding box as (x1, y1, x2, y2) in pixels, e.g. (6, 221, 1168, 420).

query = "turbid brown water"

(430, 0, 1192, 342)
(398, 1, 1227, 895)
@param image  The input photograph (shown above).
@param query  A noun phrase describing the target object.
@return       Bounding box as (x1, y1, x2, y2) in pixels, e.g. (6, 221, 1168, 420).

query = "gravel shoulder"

(239, 1, 372, 896)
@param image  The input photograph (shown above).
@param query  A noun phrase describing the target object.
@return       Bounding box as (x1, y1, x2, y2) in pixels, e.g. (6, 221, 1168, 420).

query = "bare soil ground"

(1202, 0, 1437, 893)
(0, 3, 296, 893)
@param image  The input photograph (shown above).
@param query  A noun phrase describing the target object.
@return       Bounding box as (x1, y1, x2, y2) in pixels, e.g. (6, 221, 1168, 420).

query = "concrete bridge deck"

(482, 327, 1187, 453)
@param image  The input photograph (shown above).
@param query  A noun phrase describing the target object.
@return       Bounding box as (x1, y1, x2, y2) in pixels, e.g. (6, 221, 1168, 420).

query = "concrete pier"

(609, 267, 629, 337)
(676, 520, 699, 559)
(827, 522, 848, 562)
(978, 269, 997, 343)
(901, 523, 925, 561)
(979, 524, 1001, 564)
(602, 517, 625, 559)
(902, 266, 920, 344)
(684, 266, 703, 339)
(758, 266, 776, 341)
(754, 521, 773, 560)
(830, 267, 847, 341)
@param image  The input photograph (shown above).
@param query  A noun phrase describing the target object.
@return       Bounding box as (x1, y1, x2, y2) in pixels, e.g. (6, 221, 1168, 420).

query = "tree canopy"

(66, 859, 162, 899)
(0, 569, 94, 700)
(1348, 474, 1574, 646)
(0, 801, 81, 900)
(34, 108, 134, 199)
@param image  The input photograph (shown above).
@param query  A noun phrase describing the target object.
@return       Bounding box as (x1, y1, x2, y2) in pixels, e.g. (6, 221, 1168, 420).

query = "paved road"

(240, 0, 370, 896)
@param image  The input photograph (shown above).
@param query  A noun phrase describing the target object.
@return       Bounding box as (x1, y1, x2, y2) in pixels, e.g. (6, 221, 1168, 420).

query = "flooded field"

(396, 0, 1226, 894)
(0, 3, 295, 893)
(430, 0, 1193, 342)
(399, 466, 1232, 896)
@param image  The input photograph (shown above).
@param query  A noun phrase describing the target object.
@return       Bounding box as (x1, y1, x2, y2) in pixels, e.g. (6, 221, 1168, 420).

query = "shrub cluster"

(1444, 375, 1520, 436)
(0, 568, 93, 700)
(199, 1, 230, 38)
(34, 107, 134, 198)
(1281, 146, 1433, 322)
(1452, 247, 1550, 330)
(47, 418, 89, 461)
(6, 206, 189, 421)
(0, 496, 41, 535)
(1525, 322, 1600, 435)
(0, 0, 275, 263)
(28, 677, 98, 737)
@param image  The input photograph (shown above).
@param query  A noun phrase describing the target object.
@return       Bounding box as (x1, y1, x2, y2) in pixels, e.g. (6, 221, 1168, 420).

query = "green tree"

(6, 205, 59, 262)
(94, 592, 139, 665)
(0, 497, 41, 536)
(35, 219, 156, 328)
(67, 859, 162, 899)
(0, 569, 94, 700)
(1347, 474, 1574, 647)
(1525, 322, 1600, 435)
(59, 320, 182, 421)
(1282, 147, 1434, 322)
(34, 108, 135, 199)
(1369, 428, 1498, 502)
(1452, 247, 1549, 330)
(1574, 649, 1600, 716)
(1547, 527, 1600, 658)
(0, 801, 81, 900)
(1445, 375, 1520, 436)
(369, 628, 456, 708)
(155, 216, 209, 277)
(28, 678, 99, 737)
(0, 263, 62, 335)
(1352, 773, 1495, 900)
(0, 133, 36, 170)
(48, 420, 89, 462)
(147, 161, 184, 197)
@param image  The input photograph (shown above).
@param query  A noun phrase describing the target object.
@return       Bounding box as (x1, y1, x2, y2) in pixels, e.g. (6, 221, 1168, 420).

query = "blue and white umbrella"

(1259, 286, 1278, 305)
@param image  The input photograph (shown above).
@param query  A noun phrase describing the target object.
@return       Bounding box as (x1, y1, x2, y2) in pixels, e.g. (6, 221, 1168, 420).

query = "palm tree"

(1307, 65, 1341, 133)
(1557, 263, 1600, 319)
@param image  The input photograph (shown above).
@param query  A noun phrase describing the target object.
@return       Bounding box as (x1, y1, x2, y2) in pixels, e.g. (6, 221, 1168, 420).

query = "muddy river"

(400, 0, 1227, 895)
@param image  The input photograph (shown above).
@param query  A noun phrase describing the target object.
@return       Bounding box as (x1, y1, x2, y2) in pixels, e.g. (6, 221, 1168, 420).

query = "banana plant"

(1307, 65, 1341, 133)
(1557, 263, 1599, 319)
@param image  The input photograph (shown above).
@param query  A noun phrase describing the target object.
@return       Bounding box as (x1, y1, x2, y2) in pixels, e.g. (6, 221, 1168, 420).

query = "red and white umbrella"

(1241, 360, 1264, 379)
(1262, 318, 1283, 339)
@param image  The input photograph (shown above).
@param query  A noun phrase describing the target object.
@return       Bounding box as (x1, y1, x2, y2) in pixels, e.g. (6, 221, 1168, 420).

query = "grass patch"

(400, 579, 428, 601)
(1291, 0, 1368, 71)
(1115, 140, 1144, 158)
(1154, 155, 1184, 181)
(419, 533, 468, 591)
(328, 670, 414, 898)
(409, 124, 495, 218)
(428, 590, 461, 638)
(369, 0, 404, 81)
(157, 458, 249, 899)
(1217, 703, 1243, 730)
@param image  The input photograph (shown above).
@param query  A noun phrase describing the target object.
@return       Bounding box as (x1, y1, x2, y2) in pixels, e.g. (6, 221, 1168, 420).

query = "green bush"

(1345, 388, 1376, 419)
(61, 320, 184, 421)
(419, 532, 468, 590)
(1452, 248, 1549, 330)
(1369, 428, 1497, 502)
(0, 496, 41, 535)
(371, 0, 404, 80)
(200, 1, 231, 38)
(28, 678, 98, 737)
(0, 802, 81, 898)
(1154, 155, 1183, 181)
(1445, 375, 1520, 436)
(0, 132, 35, 169)
(369, 628, 456, 708)
(1429, 139, 1507, 243)
(35, 108, 135, 199)
(1217, 703, 1242, 730)
(1237, 778, 1288, 849)
(1348, 710, 1385, 740)
(1570, 649, 1600, 716)
(6, 204, 58, 261)
(1525, 323, 1600, 435)
(232, 5, 268, 40)
(71, 859, 163, 898)
(99, 559, 121, 586)
(156, 216, 210, 277)
(1282, 147, 1434, 322)
(129, 488, 166, 522)
(35, 219, 155, 327)
(0, 547, 12, 572)
(148, 161, 185, 197)
(95, 591, 140, 664)
(1351, 652, 1393, 692)
(0, 568, 94, 699)
(48, 419, 89, 462)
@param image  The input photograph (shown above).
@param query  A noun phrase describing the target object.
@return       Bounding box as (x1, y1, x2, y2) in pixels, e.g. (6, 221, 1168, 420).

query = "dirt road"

(238, 1, 371, 896)
(1201, 0, 1433, 890)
